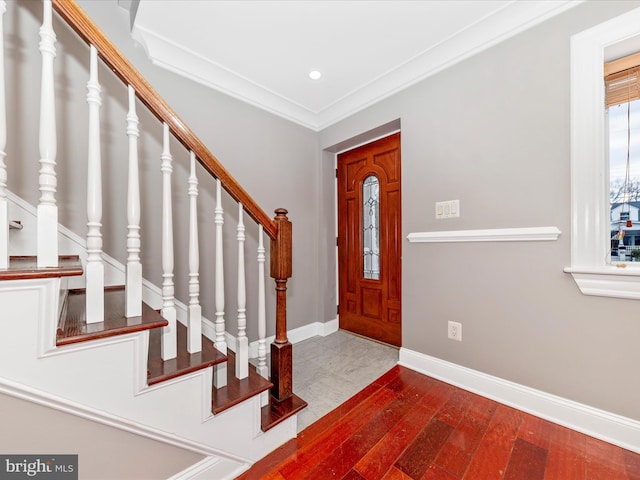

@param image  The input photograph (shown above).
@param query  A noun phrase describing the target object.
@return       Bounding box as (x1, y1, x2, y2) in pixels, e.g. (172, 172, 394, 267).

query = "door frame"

(333, 128, 402, 343)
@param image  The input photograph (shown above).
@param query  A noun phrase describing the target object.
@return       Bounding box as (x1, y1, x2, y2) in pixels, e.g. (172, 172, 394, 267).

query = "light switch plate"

(435, 200, 460, 219)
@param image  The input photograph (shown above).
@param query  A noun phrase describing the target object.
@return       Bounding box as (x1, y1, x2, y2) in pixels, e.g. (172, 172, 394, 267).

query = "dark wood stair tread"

(211, 349, 272, 415)
(57, 286, 167, 346)
(147, 322, 228, 385)
(211, 349, 307, 431)
(261, 393, 308, 432)
(1, 255, 83, 280)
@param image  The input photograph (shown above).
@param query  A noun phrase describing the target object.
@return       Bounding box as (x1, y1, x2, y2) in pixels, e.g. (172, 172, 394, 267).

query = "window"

(362, 175, 380, 280)
(606, 53, 640, 262)
(567, 7, 640, 299)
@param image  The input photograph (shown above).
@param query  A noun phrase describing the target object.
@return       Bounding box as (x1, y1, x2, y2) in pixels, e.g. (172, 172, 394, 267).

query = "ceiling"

(129, 0, 582, 131)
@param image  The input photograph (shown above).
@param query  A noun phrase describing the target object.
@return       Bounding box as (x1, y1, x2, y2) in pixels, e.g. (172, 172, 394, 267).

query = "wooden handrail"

(52, 0, 277, 239)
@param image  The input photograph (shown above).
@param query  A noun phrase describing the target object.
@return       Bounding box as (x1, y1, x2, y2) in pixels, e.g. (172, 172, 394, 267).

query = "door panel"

(337, 133, 401, 347)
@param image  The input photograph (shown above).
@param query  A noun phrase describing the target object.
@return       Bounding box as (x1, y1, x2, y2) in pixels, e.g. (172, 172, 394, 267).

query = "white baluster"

(126, 85, 142, 318)
(161, 123, 176, 360)
(0, 1, 7, 269)
(213, 178, 227, 388)
(235, 203, 248, 379)
(187, 151, 201, 353)
(256, 225, 268, 379)
(37, 0, 58, 268)
(85, 45, 104, 324)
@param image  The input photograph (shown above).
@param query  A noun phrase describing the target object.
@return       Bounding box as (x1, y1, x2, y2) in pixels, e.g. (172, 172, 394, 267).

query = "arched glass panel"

(363, 175, 380, 280)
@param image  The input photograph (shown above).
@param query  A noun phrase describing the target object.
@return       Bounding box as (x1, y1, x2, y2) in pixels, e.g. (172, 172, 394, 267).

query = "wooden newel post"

(270, 208, 292, 401)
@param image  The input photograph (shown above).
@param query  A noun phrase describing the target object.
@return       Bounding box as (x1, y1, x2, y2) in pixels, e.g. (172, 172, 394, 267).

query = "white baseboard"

(288, 317, 339, 343)
(318, 318, 339, 337)
(399, 348, 640, 453)
(227, 318, 339, 358)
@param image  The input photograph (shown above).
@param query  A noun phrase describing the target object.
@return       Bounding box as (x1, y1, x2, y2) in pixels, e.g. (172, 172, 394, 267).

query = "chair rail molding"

(406, 226, 561, 243)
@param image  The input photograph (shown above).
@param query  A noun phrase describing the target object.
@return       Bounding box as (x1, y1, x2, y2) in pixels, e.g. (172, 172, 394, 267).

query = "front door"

(337, 133, 401, 347)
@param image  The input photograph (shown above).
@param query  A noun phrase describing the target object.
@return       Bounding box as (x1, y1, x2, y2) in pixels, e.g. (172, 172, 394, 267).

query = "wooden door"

(337, 133, 401, 347)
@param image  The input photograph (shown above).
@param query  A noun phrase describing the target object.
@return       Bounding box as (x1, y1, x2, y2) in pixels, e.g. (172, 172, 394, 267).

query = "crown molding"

(132, 1, 582, 131)
(131, 25, 320, 130)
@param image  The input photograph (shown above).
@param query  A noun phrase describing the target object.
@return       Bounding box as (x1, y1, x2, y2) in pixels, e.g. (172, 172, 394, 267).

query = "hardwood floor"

(238, 365, 640, 480)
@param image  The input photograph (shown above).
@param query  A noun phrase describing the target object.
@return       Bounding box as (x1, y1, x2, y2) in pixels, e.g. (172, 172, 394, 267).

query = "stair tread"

(1, 255, 83, 280)
(212, 350, 273, 415)
(147, 322, 228, 385)
(211, 350, 307, 430)
(57, 286, 167, 346)
(261, 393, 308, 432)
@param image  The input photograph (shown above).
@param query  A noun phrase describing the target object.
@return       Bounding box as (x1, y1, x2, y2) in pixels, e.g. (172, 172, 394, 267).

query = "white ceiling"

(130, 0, 582, 131)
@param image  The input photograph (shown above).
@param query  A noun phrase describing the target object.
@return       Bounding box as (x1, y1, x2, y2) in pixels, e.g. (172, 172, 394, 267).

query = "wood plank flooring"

(238, 365, 640, 480)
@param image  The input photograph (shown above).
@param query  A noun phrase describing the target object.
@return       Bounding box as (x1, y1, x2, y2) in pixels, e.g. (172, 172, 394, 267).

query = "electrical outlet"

(448, 321, 462, 341)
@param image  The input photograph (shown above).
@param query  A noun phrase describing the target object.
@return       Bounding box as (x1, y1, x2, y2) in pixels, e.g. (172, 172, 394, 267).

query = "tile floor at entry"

(287, 329, 399, 431)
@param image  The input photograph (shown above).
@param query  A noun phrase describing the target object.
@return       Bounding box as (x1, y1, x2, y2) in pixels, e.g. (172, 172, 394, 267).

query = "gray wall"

(320, 1, 640, 421)
(0, 393, 204, 479)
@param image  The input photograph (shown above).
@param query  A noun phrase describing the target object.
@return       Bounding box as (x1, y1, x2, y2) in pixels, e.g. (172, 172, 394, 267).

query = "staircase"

(0, 0, 306, 477)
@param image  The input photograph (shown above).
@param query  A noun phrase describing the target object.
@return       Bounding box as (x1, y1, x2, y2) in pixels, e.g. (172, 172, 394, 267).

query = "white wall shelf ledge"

(406, 226, 561, 243)
(564, 266, 640, 300)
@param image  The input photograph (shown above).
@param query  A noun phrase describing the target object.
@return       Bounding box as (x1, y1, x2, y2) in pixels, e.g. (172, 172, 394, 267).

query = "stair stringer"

(0, 377, 250, 479)
(0, 275, 297, 464)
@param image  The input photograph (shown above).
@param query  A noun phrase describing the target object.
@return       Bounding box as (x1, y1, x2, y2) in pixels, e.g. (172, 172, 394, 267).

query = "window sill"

(564, 265, 640, 300)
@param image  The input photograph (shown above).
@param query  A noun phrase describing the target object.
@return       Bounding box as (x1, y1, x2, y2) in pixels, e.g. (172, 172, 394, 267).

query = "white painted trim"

(0, 376, 251, 464)
(399, 348, 640, 454)
(168, 456, 249, 480)
(407, 226, 561, 243)
(168, 457, 224, 480)
(318, 318, 339, 337)
(563, 266, 640, 299)
(568, 7, 640, 299)
(131, 25, 318, 130)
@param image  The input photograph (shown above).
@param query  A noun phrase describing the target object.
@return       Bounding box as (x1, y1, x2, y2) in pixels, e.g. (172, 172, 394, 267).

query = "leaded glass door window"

(363, 175, 380, 280)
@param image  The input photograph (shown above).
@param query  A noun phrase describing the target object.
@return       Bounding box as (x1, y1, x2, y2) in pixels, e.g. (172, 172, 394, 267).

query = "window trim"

(566, 7, 640, 299)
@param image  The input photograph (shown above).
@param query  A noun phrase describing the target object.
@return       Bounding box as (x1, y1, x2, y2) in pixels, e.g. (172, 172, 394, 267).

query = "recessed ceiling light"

(309, 70, 322, 80)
